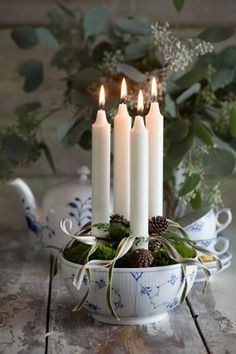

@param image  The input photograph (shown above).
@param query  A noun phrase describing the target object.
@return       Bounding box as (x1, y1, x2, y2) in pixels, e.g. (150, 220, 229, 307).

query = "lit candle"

(130, 90, 149, 244)
(146, 77, 164, 217)
(92, 85, 111, 234)
(113, 78, 131, 219)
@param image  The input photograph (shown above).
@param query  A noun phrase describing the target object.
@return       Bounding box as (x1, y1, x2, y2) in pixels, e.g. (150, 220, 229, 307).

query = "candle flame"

(137, 89, 144, 114)
(99, 85, 105, 108)
(121, 78, 127, 101)
(151, 77, 157, 100)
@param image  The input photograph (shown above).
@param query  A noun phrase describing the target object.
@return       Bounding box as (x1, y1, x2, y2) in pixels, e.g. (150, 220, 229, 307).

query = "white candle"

(92, 85, 111, 232)
(146, 77, 164, 217)
(113, 78, 131, 219)
(130, 90, 149, 241)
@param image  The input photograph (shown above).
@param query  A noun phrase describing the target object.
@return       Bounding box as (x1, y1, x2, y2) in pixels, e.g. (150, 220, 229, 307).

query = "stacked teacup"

(182, 208, 232, 282)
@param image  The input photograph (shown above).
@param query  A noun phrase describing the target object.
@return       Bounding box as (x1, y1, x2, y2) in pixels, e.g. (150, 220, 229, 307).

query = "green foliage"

(172, 0, 185, 12)
(179, 174, 201, 196)
(63, 241, 116, 264)
(229, 106, 236, 138)
(94, 222, 131, 244)
(203, 148, 236, 177)
(11, 27, 38, 49)
(198, 28, 235, 43)
(193, 122, 214, 146)
(152, 232, 196, 266)
(83, 5, 109, 37)
(8, 4, 236, 212)
(18, 59, 43, 92)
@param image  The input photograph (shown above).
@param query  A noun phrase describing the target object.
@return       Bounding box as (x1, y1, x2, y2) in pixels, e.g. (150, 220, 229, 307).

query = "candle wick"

(98, 104, 104, 110)
(120, 97, 126, 104)
(137, 109, 144, 116)
(151, 96, 158, 103)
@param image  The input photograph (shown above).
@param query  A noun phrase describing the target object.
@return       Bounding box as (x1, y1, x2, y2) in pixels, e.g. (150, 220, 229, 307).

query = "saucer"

(199, 251, 232, 269)
(194, 259, 231, 283)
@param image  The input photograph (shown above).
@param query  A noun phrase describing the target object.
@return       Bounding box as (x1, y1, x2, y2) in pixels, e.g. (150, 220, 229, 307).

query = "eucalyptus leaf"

(179, 174, 201, 196)
(1, 134, 30, 161)
(175, 67, 208, 89)
(172, 0, 185, 12)
(168, 132, 193, 160)
(37, 28, 59, 50)
(166, 120, 189, 143)
(198, 28, 234, 43)
(83, 5, 109, 37)
(176, 83, 201, 105)
(117, 63, 145, 83)
(164, 157, 182, 182)
(203, 148, 236, 177)
(212, 69, 235, 87)
(39, 141, 56, 173)
(15, 101, 42, 118)
(79, 129, 92, 150)
(58, 119, 90, 148)
(229, 106, 236, 138)
(218, 46, 236, 69)
(76, 67, 102, 85)
(11, 27, 39, 49)
(164, 94, 176, 118)
(125, 43, 148, 61)
(68, 90, 96, 106)
(18, 59, 43, 92)
(116, 18, 150, 35)
(193, 121, 214, 146)
(190, 191, 201, 210)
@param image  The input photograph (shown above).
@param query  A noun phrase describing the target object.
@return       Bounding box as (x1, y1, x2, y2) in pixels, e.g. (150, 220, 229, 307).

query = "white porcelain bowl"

(61, 255, 198, 325)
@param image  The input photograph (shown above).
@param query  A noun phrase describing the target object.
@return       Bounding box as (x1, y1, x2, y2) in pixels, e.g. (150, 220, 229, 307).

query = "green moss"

(63, 242, 91, 264)
(108, 223, 131, 243)
(63, 241, 116, 264)
(152, 232, 196, 266)
(90, 244, 116, 261)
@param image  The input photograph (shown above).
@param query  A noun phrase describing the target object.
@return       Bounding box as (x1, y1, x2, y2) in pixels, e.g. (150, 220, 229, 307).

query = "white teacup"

(182, 208, 232, 241)
(195, 236, 229, 256)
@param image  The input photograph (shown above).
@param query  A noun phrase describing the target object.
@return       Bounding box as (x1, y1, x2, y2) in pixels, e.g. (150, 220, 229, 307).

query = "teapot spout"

(8, 178, 42, 236)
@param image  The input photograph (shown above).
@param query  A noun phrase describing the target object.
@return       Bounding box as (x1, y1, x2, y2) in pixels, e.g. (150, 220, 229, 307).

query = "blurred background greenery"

(0, 0, 236, 225)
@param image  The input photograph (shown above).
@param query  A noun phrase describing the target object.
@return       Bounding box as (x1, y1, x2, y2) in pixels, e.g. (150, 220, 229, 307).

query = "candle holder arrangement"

(59, 78, 222, 325)
(60, 214, 221, 325)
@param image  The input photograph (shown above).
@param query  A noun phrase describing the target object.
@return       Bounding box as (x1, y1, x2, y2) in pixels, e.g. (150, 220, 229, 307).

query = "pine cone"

(129, 249, 154, 268)
(110, 214, 130, 228)
(149, 216, 168, 236)
(149, 239, 162, 253)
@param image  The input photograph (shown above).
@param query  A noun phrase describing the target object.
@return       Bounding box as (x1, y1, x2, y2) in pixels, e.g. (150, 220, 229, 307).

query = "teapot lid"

(77, 166, 91, 181)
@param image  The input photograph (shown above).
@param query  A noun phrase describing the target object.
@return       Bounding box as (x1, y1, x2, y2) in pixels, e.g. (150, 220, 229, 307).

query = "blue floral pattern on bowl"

(62, 257, 198, 324)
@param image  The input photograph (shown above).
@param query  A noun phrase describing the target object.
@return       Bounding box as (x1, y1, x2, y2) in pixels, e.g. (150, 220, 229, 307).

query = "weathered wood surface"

(0, 0, 236, 27)
(1, 219, 236, 353)
(48, 271, 206, 354)
(187, 221, 236, 354)
(0, 227, 50, 354)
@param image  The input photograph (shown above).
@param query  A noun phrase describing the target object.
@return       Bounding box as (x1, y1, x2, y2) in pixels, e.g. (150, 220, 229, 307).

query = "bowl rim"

(61, 253, 196, 273)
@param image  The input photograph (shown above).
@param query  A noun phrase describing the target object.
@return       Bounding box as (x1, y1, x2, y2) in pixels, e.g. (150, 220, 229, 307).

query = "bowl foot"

(92, 312, 168, 325)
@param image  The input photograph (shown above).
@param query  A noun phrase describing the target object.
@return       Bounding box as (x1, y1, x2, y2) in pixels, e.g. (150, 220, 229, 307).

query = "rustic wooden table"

(0, 226, 236, 354)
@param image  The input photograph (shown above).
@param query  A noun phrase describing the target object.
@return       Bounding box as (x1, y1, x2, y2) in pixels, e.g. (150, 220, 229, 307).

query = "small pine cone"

(110, 214, 130, 228)
(149, 239, 162, 253)
(149, 216, 168, 236)
(129, 249, 154, 268)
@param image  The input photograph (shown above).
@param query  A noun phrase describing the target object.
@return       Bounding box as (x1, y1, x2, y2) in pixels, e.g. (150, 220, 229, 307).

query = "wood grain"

(48, 272, 206, 354)
(188, 282, 236, 354)
(0, 227, 50, 354)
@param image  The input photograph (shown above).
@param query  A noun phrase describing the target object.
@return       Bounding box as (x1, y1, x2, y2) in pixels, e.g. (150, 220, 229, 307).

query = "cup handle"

(216, 208, 232, 234)
(211, 236, 229, 255)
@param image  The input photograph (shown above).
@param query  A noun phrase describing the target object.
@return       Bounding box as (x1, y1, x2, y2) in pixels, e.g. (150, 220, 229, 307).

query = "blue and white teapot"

(9, 166, 92, 250)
